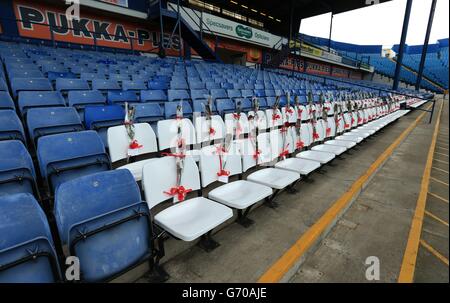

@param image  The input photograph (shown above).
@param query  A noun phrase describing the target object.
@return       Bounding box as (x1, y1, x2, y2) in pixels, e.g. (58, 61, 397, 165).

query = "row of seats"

(0, 97, 409, 282)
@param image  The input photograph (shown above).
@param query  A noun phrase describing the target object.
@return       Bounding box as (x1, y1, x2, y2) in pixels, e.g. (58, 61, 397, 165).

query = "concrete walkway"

(291, 98, 448, 283)
(136, 99, 445, 283)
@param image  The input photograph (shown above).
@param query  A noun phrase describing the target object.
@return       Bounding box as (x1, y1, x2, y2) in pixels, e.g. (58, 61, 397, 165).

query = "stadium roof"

(206, 0, 392, 37)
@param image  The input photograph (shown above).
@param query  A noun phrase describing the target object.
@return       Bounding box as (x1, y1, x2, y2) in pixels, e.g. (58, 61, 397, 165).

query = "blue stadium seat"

(0, 78, 8, 92)
(205, 82, 220, 90)
(216, 99, 236, 116)
(47, 72, 77, 82)
(221, 82, 233, 90)
(148, 80, 169, 90)
(37, 130, 110, 193)
(80, 73, 106, 81)
(18, 91, 66, 118)
(122, 80, 147, 91)
(27, 107, 83, 145)
(0, 92, 14, 111)
(55, 78, 89, 92)
(54, 170, 152, 282)
(210, 89, 229, 101)
(0, 141, 38, 197)
(11, 78, 53, 98)
(92, 79, 120, 91)
(193, 99, 218, 114)
(164, 101, 192, 119)
(0, 193, 60, 283)
(8, 69, 44, 79)
(0, 110, 26, 143)
(241, 89, 254, 98)
(168, 89, 190, 102)
(189, 81, 205, 90)
(227, 89, 242, 100)
(84, 105, 125, 146)
(107, 91, 139, 105)
(254, 89, 266, 98)
(170, 79, 188, 90)
(67, 90, 107, 119)
(140, 90, 167, 103)
(109, 74, 130, 82)
(134, 104, 164, 123)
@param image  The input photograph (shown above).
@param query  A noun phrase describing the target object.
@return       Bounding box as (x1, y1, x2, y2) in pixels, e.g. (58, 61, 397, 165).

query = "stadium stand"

(0, 0, 446, 284)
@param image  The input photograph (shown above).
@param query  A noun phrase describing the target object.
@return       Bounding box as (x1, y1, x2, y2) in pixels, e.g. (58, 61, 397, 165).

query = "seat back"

(194, 115, 226, 144)
(108, 123, 158, 163)
(168, 89, 190, 102)
(18, 91, 65, 118)
(27, 107, 83, 144)
(157, 118, 196, 150)
(143, 156, 200, 209)
(134, 103, 164, 123)
(122, 80, 147, 91)
(0, 193, 60, 283)
(92, 79, 120, 91)
(37, 131, 110, 192)
(199, 143, 242, 187)
(164, 101, 192, 119)
(140, 90, 167, 103)
(0, 110, 26, 143)
(107, 91, 139, 105)
(54, 170, 151, 282)
(0, 92, 14, 111)
(55, 79, 89, 92)
(0, 140, 37, 197)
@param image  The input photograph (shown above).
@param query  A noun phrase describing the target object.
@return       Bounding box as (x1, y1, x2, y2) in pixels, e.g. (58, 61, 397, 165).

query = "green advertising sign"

(235, 25, 253, 39)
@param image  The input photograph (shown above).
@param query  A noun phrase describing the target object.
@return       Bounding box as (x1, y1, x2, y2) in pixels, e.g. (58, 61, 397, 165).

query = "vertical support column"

(393, 0, 413, 91)
(328, 13, 333, 53)
(177, 0, 182, 59)
(415, 0, 437, 91)
(159, 0, 166, 58)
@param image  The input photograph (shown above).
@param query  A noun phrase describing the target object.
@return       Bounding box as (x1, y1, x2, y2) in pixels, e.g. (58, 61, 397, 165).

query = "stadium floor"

(129, 97, 448, 283)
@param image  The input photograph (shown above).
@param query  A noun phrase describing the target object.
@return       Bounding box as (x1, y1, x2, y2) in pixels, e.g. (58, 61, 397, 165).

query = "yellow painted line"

(432, 167, 449, 174)
(258, 105, 432, 283)
(430, 177, 449, 187)
(398, 101, 444, 283)
(420, 240, 449, 266)
(425, 210, 449, 227)
(434, 159, 449, 165)
(428, 192, 449, 204)
(434, 152, 449, 157)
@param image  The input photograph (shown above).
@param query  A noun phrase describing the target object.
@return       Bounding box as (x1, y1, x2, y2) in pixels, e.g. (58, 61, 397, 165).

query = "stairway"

(159, 8, 219, 62)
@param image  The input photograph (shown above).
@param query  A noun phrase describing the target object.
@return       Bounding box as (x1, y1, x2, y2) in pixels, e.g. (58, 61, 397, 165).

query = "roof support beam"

(393, 0, 413, 91)
(415, 0, 437, 91)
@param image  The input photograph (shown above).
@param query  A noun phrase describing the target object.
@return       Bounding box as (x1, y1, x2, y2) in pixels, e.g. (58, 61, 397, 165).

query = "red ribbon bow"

(279, 149, 289, 158)
(357, 118, 362, 124)
(216, 146, 230, 177)
(272, 113, 281, 121)
(298, 108, 303, 117)
(233, 113, 241, 120)
(164, 186, 192, 202)
(129, 140, 142, 150)
(326, 127, 331, 137)
(313, 132, 320, 140)
(344, 123, 350, 129)
(209, 127, 216, 136)
(296, 140, 305, 149)
(286, 108, 294, 114)
(253, 149, 261, 160)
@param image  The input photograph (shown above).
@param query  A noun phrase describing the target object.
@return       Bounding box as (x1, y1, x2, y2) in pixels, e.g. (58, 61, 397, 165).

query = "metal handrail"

(167, 2, 220, 43)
